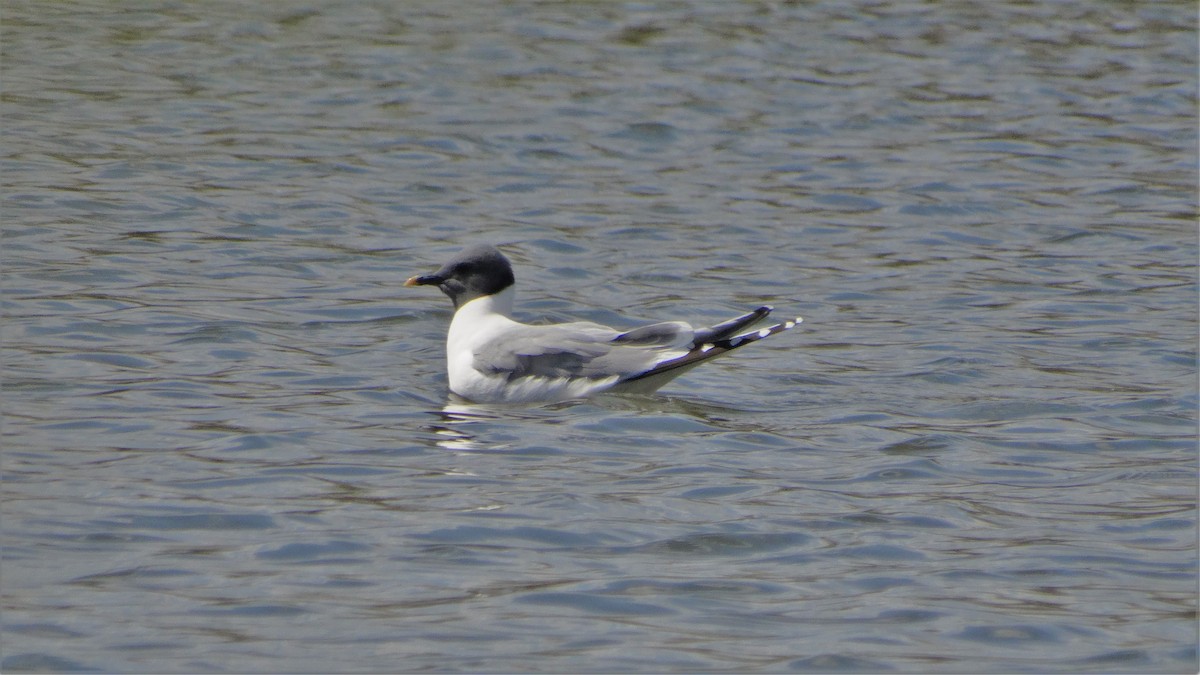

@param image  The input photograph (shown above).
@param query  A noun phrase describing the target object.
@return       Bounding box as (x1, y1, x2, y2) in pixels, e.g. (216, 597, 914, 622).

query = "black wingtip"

(623, 314, 803, 385)
(692, 306, 777, 346)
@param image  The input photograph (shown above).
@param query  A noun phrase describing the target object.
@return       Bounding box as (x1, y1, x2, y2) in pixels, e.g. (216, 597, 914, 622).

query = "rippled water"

(3, 2, 1197, 673)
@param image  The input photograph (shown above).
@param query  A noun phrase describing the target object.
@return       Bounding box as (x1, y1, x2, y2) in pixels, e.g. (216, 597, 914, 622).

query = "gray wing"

(611, 320, 693, 347)
(611, 309, 770, 348)
(474, 322, 674, 381)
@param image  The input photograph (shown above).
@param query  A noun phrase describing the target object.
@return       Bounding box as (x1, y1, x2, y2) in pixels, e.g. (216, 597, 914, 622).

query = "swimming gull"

(405, 244, 802, 403)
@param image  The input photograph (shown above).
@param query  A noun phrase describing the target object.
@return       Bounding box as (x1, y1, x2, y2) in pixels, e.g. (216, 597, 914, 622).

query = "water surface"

(3, 2, 1196, 672)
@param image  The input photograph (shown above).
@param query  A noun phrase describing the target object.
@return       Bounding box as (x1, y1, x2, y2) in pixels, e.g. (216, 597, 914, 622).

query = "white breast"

(445, 293, 512, 400)
(442, 289, 622, 403)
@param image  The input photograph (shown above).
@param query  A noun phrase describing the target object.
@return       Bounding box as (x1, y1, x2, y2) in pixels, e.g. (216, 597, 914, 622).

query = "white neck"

(446, 286, 517, 391)
(456, 285, 515, 318)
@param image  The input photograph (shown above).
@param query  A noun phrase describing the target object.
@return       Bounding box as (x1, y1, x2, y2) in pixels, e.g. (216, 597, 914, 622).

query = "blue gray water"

(3, 2, 1197, 673)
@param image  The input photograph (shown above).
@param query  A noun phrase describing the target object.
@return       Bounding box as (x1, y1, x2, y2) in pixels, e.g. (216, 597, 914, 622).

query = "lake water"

(3, 2, 1197, 672)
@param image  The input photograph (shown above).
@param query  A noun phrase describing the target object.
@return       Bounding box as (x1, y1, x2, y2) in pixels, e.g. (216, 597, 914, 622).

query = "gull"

(405, 245, 801, 403)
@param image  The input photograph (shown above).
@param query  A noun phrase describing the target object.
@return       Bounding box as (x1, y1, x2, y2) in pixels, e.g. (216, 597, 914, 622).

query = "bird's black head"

(405, 244, 516, 309)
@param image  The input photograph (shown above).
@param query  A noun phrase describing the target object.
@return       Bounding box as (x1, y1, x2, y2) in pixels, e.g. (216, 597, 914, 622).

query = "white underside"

(441, 285, 715, 401)
(453, 370, 623, 404)
(439, 287, 781, 404)
(444, 288, 638, 403)
(429, 280, 804, 404)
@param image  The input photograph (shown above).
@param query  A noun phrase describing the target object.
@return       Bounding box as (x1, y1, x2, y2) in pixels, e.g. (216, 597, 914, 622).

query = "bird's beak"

(405, 274, 442, 287)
